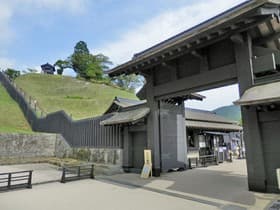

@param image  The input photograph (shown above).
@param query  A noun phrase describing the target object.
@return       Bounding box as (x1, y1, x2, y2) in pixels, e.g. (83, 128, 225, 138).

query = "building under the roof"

(102, 97, 242, 132)
(101, 97, 242, 172)
(107, 0, 280, 192)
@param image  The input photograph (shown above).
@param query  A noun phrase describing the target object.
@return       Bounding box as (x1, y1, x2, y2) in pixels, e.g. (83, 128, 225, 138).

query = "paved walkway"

(0, 163, 61, 184)
(100, 159, 279, 210)
(0, 160, 279, 209)
(0, 179, 220, 210)
(0, 162, 123, 185)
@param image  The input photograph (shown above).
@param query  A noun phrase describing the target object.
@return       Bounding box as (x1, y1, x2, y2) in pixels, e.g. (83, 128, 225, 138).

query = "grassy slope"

(15, 74, 137, 119)
(213, 105, 242, 123)
(0, 83, 32, 133)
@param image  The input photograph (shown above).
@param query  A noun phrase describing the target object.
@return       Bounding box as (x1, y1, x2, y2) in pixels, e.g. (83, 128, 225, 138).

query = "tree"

(5, 68, 20, 80)
(54, 59, 71, 75)
(85, 54, 112, 80)
(74, 41, 89, 54)
(111, 74, 143, 92)
(69, 41, 112, 80)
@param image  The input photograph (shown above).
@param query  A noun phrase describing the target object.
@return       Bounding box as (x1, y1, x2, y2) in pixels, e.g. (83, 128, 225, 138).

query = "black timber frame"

(61, 164, 94, 183)
(107, 0, 280, 193)
(0, 170, 33, 191)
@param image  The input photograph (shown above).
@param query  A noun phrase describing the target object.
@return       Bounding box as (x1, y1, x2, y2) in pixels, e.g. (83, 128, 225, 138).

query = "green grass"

(15, 74, 137, 119)
(0, 84, 32, 133)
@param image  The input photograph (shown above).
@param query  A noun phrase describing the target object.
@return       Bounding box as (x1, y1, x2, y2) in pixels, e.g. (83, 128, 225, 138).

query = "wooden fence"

(0, 71, 122, 148)
(61, 164, 94, 183)
(0, 171, 33, 191)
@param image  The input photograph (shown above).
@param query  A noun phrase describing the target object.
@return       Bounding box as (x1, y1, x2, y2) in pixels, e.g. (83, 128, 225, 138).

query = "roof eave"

(107, 0, 278, 77)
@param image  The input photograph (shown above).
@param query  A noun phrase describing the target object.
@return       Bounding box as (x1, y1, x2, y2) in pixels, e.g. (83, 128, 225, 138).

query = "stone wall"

(72, 148, 123, 165)
(0, 133, 123, 168)
(0, 133, 72, 159)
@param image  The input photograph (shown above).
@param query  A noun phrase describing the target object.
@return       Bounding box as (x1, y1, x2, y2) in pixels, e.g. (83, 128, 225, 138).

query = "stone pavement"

(0, 178, 221, 210)
(0, 163, 61, 184)
(99, 159, 280, 210)
(0, 162, 123, 185)
(0, 160, 279, 210)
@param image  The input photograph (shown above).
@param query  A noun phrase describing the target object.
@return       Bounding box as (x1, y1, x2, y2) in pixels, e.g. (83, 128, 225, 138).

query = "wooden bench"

(0, 170, 33, 191)
(61, 164, 94, 183)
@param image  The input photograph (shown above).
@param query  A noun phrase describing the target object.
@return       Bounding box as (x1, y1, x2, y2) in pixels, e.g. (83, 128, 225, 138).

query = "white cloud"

(16, 0, 89, 14)
(0, 3, 14, 46)
(0, 0, 89, 15)
(185, 84, 240, 111)
(96, 0, 246, 65)
(96, 0, 245, 110)
(0, 0, 89, 70)
(0, 57, 15, 69)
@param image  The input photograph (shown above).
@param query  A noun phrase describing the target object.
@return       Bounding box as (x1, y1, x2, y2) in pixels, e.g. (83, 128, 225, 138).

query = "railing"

(61, 164, 94, 183)
(1, 72, 47, 117)
(0, 171, 33, 191)
(188, 155, 218, 169)
(200, 155, 218, 167)
(188, 157, 199, 169)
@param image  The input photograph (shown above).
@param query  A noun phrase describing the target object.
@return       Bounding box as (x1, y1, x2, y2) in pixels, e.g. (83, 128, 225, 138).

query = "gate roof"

(107, 0, 280, 77)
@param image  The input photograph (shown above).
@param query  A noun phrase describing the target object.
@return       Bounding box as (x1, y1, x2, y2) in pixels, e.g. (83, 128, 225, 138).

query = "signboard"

(141, 150, 152, 178)
(277, 168, 280, 189)
(199, 142, 206, 148)
(187, 150, 199, 159)
(144, 149, 152, 165)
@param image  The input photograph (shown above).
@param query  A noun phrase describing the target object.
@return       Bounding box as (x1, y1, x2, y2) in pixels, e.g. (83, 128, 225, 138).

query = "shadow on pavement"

(164, 169, 255, 206)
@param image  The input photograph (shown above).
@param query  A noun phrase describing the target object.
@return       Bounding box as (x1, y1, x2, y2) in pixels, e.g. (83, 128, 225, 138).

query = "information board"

(141, 150, 152, 178)
(277, 168, 280, 189)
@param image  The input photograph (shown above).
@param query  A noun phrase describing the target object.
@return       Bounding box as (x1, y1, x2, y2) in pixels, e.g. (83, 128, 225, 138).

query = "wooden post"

(78, 166, 81, 177)
(234, 33, 267, 192)
(90, 165, 94, 179)
(146, 75, 161, 176)
(61, 168, 66, 183)
(7, 173, 11, 189)
(27, 171, 32, 189)
(188, 159, 192, 169)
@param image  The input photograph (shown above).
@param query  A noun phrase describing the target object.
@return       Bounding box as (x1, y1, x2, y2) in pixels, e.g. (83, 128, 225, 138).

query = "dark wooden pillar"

(123, 126, 132, 172)
(146, 75, 161, 176)
(234, 33, 267, 192)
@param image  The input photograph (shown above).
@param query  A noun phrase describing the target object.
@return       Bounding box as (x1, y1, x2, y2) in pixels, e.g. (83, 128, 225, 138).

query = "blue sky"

(0, 0, 246, 110)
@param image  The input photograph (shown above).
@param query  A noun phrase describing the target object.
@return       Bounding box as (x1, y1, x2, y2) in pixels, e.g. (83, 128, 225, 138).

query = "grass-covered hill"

(15, 74, 137, 119)
(213, 105, 242, 123)
(0, 83, 32, 133)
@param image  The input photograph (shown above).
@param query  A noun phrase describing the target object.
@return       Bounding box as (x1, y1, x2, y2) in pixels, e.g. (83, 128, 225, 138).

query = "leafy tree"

(5, 68, 21, 80)
(54, 59, 71, 75)
(85, 54, 112, 80)
(111, 74, 143, 92)
(85, 58, 103, 80)
(74, 41, 89, 54)
(69, 41, 112, 80)
(71, 53, 90, 78)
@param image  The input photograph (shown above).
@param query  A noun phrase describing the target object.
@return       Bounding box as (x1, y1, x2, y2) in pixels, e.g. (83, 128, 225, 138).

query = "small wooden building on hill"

(41, 63, 55, 74)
